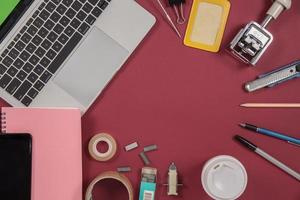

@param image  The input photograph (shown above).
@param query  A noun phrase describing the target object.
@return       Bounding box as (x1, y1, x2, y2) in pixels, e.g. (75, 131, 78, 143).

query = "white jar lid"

(201, 155, 248, 200)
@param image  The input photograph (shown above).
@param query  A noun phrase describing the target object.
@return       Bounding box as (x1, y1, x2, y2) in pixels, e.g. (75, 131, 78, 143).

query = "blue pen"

(240, 123, 300, 146)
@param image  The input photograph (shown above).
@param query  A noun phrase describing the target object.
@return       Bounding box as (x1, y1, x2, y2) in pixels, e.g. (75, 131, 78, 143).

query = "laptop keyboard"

(0, 0, 111, 106)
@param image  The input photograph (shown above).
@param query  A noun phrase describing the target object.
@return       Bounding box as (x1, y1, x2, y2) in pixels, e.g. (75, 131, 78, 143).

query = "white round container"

(201, 155, 248, 200)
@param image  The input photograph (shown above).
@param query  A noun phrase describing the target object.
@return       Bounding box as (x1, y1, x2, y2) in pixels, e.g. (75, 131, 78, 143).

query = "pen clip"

(287, 141, 300, 147)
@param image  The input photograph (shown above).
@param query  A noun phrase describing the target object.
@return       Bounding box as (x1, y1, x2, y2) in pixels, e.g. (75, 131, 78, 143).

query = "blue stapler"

(245, 60, 300, 92)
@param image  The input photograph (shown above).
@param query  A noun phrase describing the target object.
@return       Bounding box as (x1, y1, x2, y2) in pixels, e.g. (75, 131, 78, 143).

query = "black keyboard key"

(38, 27, 49, 38)
(32, 35, 43, 46)
(1, 49, 9, 57)
(35, 47, 46, 58)
(72, 1, 82, 11)
(27, 25, 38, 36)
(8, 48, 20, 59)
(21, 96, 32, 106)
(47, 31, 58, 42)
(83, 3, 93, 13)
(86, 15, 96, 25)
(28, 72, 39, 83)
(27, 88, 38, 99)
(7, 41, 15, 49)
(0, 74, 12, 88)
(21, 33, 32, 44)
(76, 10, 87, 21)
(40, 57, 51, 67)
(52, 0, 61, 4)
(29, 55, 40, 65)
(41, 39, 52, 50)
(58, 33, 69, 44)
(33, 65, 44, 75)
(48, 32, 82, 74)
(20, 26, 27, 34)
(25, 43, 37, 53)
(91, 7, 102, 17)
(3, 56, 14, 67)
(15, 41, 26, 51)
(26, 18, 34, 26)
(14, 33, 21, 42)
(70, 18, 81, 29)
(16, 70, 27, 81)
(62, 0, 73, 7)
(13, 58, 24, 69)
(0, 64, 7, 74)
(53, 23, 64, 34)
(6, 78, 21, 94)
(46, 49, 57, 59)
(88, 0, 97, 5)
(45, 2, 56, 13)
(66, 8, 76, 19)
(40, 70, 52, 83)
(99, 1, 108, 10)
(33, 17, 44, 28)
(19, 51, 31, 62)
(38, 2, 46, 10)
(33, 80, 44, 91)
(44, 19, 55, 30)
(64, 26, 75, 37)
(57, 4, 67, 15)
(79, 0, 86, 3)
(50, 12, 61, 22)
(60, 16, 70, 26)
(23, 63, 34, 73)
(7, 66, 18, 77)
(39, 9, 50, 20)
(52, 41, 63, 52)
(78, 22, 90, 35)
(32, 10, 40, 18)
(13, 80, 32, 100)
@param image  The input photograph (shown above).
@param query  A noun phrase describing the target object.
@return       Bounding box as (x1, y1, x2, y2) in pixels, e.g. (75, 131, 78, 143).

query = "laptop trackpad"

(54, 27, 128, 107)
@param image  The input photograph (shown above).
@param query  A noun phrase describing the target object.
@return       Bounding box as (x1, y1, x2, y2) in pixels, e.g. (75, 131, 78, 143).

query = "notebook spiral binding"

(1, 111, 6, 133)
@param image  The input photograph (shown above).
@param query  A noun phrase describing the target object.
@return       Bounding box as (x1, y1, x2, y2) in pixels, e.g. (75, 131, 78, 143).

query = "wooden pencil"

(240, 103, 300, 108)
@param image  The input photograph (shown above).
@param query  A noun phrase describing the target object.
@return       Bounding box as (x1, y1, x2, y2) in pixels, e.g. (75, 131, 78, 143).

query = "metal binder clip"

(169, 0, 186, 24)
(245, 60, 300, 92)
(228, 0, 292, 65)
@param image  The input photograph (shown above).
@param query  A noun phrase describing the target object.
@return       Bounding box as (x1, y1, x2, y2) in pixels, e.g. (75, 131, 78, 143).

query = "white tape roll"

(85, 171, 134, 200)
(88, 133, 117, 161)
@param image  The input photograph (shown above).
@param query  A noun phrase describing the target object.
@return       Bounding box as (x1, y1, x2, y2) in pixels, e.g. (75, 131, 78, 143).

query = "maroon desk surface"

(2, 0, 300, 199)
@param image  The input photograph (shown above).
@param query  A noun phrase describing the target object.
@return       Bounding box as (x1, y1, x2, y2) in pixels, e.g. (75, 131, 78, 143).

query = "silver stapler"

(245, 60, 300, 92)
(229, 0, 292, 65)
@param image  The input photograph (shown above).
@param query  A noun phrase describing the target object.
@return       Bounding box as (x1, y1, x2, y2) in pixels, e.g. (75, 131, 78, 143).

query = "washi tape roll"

(88, 133, 117, 161)
(85, 171, 134, 200)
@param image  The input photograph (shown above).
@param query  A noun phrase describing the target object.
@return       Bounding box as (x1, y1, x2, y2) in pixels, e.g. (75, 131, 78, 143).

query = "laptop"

(0, 0, 155, 114)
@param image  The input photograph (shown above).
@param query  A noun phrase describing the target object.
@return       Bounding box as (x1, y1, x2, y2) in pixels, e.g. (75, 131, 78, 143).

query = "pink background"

(2, 0, 300, 199)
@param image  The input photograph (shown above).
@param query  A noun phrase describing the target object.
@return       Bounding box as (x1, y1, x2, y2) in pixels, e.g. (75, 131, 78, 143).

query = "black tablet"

(0, 134, 32, 200)
(0, 0, 34, 42)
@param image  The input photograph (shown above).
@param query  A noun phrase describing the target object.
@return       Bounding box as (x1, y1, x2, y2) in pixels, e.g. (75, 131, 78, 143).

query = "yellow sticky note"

(184, 0, 231, 52)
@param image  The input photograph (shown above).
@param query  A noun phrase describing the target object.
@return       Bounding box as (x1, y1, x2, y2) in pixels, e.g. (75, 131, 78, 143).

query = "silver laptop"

(0, 0, 155, 114)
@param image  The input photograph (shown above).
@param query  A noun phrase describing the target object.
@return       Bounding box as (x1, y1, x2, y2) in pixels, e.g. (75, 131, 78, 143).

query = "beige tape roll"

(88, 133, 117, 161)
(85, 171, 134, 200)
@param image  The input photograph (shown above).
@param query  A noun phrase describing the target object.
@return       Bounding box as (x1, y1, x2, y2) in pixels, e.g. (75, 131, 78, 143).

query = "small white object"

(201, 155, 248, 200)
(125, 142, 139, 151)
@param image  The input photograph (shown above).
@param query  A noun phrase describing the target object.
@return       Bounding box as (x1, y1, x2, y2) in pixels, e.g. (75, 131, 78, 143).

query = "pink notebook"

(1, 107, 82, 200)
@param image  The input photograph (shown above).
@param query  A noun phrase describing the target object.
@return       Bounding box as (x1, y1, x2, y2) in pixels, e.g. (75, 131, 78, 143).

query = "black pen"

(234, 135, 300, 181)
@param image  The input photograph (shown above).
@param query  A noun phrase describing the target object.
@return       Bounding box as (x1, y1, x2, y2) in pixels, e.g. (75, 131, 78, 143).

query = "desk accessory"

(117, 166, 132, 173)
(1, 107, 82, 200)
(88, 133, 117, 161)
(0, 133, 32, 200)
(163, 162, 183, 196)
(184, 0, 231, 52)
(139, 167, 158, 200)
(140, 151, 151, 165)
(125, 142, 139, 151)
(235, 135, 300, 181)
(85, 171, 134, 200)
(240, 123, 300, 146)
(245, 60, 300, 92)
(201, 155, 247, 200)
(156, 0, 182, 38)
(240, 103, 300, 108)
(144, 144, 158, 152)
(228, 0, 291, 65)
(168, 0, 186, 24)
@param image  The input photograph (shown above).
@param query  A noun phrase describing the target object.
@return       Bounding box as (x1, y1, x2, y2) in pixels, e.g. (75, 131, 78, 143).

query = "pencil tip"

(240, 104, 246, 107)
(239, 123, 246, 127)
